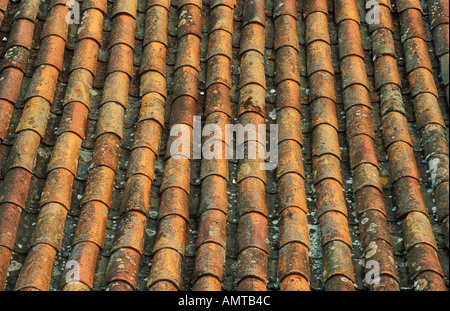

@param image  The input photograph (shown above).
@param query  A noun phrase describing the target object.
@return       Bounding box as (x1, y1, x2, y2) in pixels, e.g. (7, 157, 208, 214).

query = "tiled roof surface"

(0, 0, 448, 291)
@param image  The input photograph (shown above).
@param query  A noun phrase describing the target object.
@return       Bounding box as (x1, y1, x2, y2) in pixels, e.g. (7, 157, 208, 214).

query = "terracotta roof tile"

(0, 0, 448, 292)
(146, 0, 200, 291)
(9, 0, 105, 291)
(0, 0, 41, 141)
(305, 0, 357, 290)
(371, 0, 447, 290)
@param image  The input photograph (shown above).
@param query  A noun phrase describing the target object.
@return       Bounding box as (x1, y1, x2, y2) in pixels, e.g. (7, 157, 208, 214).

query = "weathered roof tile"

(0, 0, 448, 293)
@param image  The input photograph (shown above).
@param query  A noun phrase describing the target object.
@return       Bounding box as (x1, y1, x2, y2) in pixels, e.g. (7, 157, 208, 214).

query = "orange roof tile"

(0, 0, 448, 292)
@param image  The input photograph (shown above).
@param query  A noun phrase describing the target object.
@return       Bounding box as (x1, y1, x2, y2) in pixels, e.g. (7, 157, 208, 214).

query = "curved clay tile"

(369, 0, 447, 290)
(399, 1, 449, 253)
(234, 0, 268, 292)
(334, 0, 400, 291)
(56, 0, 138, 291)
(273, 0, 310, 292)
(0, 0, 41, 141)
(0, 0, 448, 293)
(191, 0, 234, 292)
(428, 0, 449, 103)
(428, 0, 450, 247)
(147, 0, 202, 291)
(0, 0, 69, 291)
(104, 0, 171, 291)
(12, 0, 106, 292)
(304, 0, 356, 291)
(0, 0, 9, 27)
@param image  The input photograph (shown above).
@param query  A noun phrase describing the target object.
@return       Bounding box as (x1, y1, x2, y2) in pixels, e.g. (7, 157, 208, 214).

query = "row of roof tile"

(273, 0, 310, 291)
(429, 0, 449, 103)
(394, 0, 448, 290)
(191, 0, 234, 291)
(0, 0, 70, 290)
(305, 0, 356, 291)
(58, 0, 138, 291)
(334, 0, 400, 291)
(233, 0, 270, 292)
(147, 0, 202, 291)
(105, 0, 170, 291)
